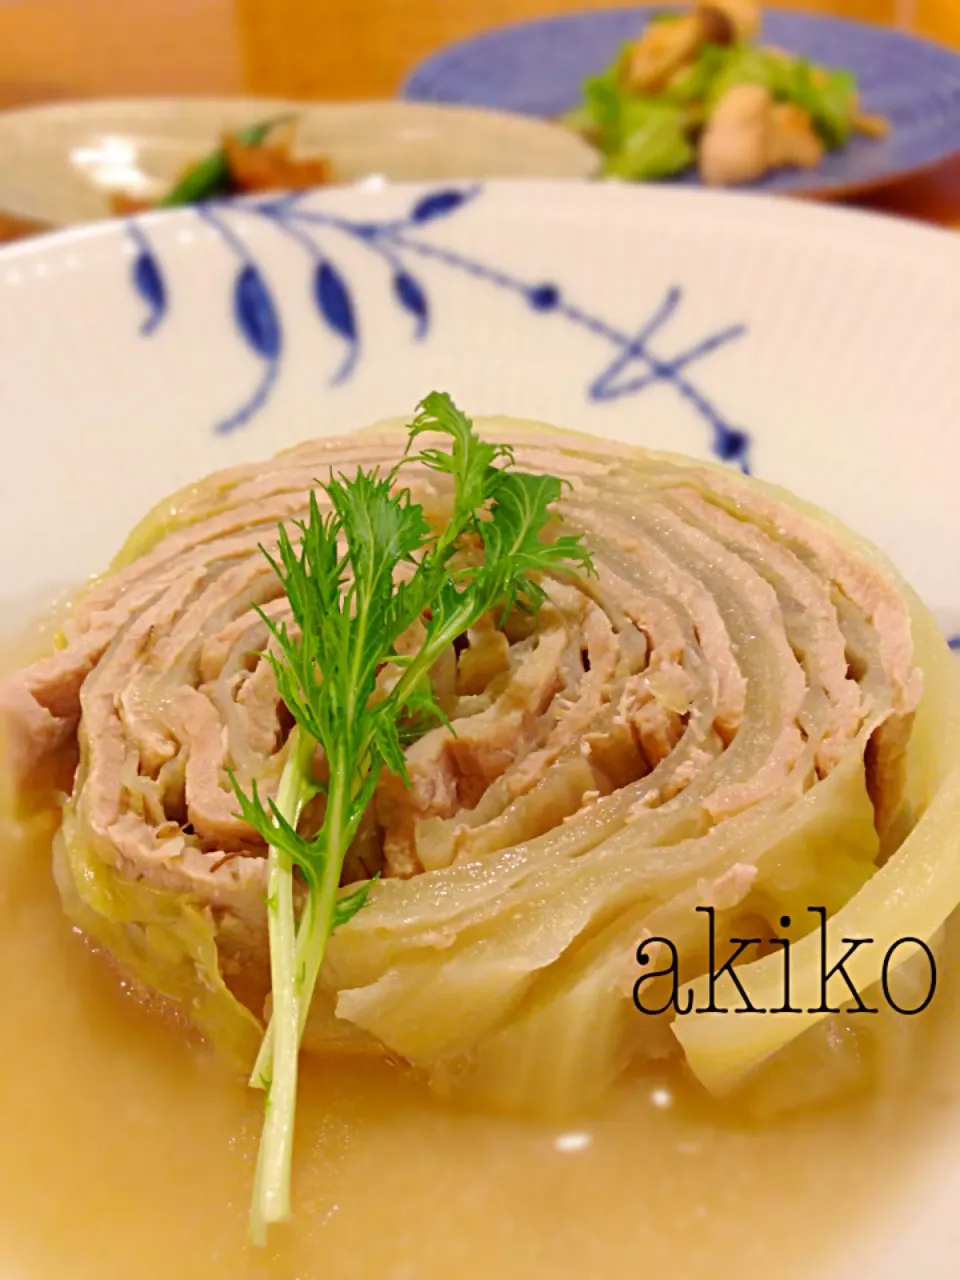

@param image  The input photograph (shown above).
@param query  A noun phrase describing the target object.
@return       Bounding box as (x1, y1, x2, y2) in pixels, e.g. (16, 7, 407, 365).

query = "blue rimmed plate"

(401, 7, 960, 196)
(1, 178, 959, 642)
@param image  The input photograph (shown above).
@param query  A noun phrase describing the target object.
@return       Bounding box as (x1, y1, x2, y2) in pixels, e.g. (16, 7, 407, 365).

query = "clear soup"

(0, 789, 958, 1280)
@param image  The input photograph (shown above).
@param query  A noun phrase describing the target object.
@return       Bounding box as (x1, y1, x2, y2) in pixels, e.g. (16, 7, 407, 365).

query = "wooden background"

(1, 0, 958, 226)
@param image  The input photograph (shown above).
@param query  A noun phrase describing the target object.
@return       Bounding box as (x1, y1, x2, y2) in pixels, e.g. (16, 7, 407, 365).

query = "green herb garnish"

(232, 392, 594, 1243)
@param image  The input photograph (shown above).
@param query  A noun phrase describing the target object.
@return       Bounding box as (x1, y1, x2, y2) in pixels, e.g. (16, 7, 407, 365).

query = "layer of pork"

(0, 422, 922, 1001)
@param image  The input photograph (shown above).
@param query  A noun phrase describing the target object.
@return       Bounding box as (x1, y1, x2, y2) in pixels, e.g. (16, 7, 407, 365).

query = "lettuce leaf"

(658, 42, 729, 105)
(561, 44, 634, 152)
(704, 45, 795, 106)
(564, 52, 695, 181)
(786, 60, 858, 147)
(604, 100, 695, 179)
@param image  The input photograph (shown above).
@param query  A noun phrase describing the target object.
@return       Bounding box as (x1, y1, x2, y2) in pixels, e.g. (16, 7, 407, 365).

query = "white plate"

(1, 179, 960, 1275)
(0, 97, 599, 225)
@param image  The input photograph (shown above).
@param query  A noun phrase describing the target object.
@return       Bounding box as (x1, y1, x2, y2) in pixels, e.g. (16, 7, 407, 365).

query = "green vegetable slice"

(157, 116, 293, 208)
(603, 101, 695, 180)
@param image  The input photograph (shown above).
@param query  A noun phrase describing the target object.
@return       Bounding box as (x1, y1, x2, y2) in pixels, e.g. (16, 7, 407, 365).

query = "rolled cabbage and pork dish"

(4, 393, 960, 1242)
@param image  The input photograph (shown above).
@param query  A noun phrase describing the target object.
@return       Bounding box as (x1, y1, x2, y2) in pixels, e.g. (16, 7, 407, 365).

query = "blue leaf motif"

(234, 263, 281, 359)
(312, 260, 358, 384)
(313, 260, 357, 343)
(132, 249, 166, 336)
(409, 189, 470, 224)
(128, 188, 748, 462)
(393, 270, 428, 339)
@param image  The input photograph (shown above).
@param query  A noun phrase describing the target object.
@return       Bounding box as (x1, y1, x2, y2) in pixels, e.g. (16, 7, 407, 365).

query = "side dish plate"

(402, 7, 960, 196)
(0, 97, 600, 226)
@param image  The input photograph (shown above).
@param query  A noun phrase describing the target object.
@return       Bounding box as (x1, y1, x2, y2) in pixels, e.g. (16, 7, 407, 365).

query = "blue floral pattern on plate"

(125, 184, 751, 466)
(401, 7, 960, 195)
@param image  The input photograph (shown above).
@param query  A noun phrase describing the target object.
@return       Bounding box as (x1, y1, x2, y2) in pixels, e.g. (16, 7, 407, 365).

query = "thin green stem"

(291, 769, 351, 1030)
(252, 599, 491, 1117)
(387, 601, 476, 718)
(248, 729, 315, 1245)
(249, 760, 358, 1087)
(250, 1008, 275, 1092)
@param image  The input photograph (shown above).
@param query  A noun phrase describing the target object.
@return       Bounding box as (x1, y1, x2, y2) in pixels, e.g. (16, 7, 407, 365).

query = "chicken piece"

(769, 103, 824, 170)
(698, 0, 761, 40)
(622, 12, 715, 95)
(699, 88, 826, 187)
(698, 83, 775, 186)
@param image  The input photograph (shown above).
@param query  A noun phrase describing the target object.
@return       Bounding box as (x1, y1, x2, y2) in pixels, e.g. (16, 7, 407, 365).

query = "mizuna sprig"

(231, 392, 593, 1243)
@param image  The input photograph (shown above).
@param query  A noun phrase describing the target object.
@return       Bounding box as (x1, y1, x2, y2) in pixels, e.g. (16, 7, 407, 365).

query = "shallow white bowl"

(1, 179, 959, 1276)
(0, 97, 600, 225)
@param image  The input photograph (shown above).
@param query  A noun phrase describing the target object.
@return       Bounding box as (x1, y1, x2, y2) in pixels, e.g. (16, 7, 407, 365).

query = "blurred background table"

(1, 0, 957, 229)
